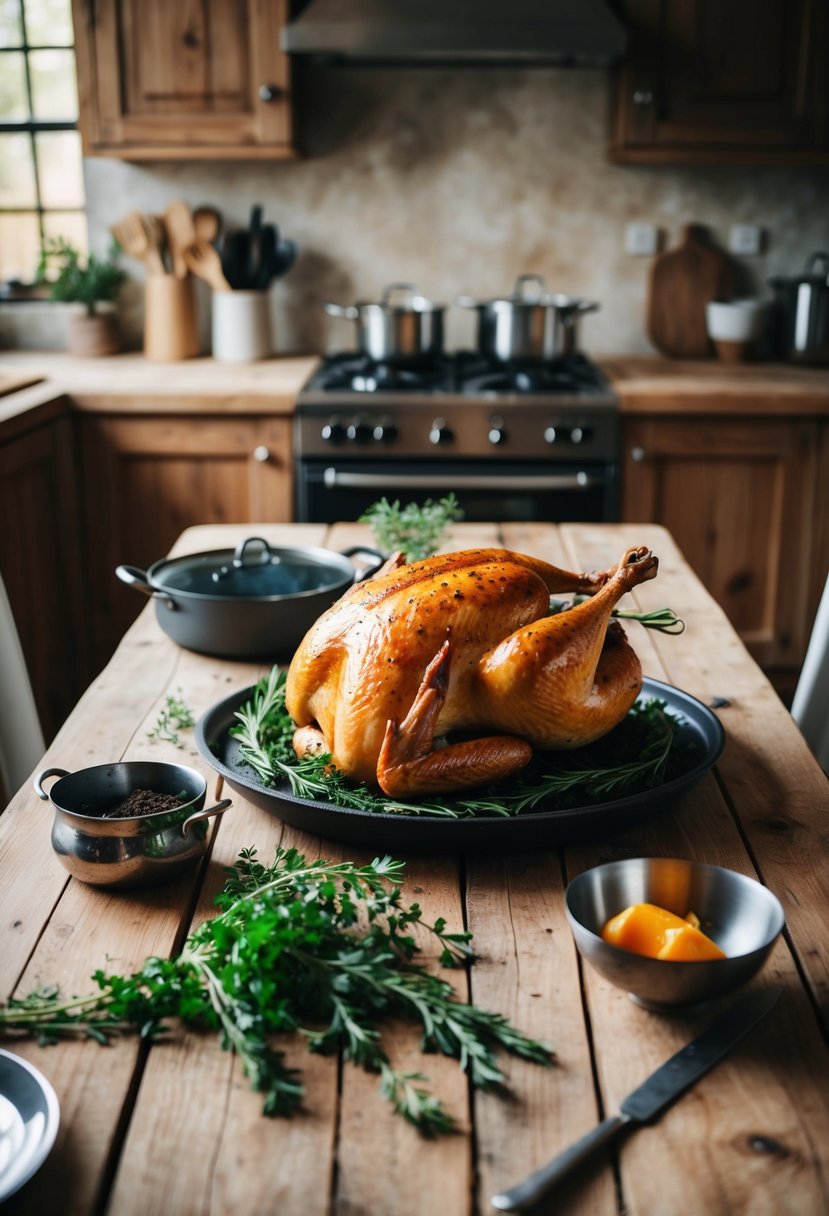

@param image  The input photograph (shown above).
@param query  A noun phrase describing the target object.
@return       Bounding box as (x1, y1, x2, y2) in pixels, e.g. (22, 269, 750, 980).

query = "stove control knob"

(544, 424, 569, 445)
(373, 419, 398, 443)
(346, 419, 372, 443)
(488, 415, 507, 445)
(429, 417, 454, 445)
(570, 425, 593, 445)
(321, 420, 346, 444)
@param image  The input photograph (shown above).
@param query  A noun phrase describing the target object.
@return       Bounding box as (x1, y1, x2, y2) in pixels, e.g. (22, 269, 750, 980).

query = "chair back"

(791, 571, 829, 774)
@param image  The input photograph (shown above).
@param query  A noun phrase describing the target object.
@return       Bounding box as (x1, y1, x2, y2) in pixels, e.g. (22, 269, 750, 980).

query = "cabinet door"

(0, 415, 88, 744)
(82, 414, 292, 670)
(621, 416, 821, 674)
(610, 0, 829, 163)
(72, 0, 293, 158)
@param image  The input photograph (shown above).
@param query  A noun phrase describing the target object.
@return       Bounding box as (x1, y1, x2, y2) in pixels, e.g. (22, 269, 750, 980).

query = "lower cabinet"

(621, 414, 828, 696)
(0, 408, 88, 749)
(81, 413, 293, 673)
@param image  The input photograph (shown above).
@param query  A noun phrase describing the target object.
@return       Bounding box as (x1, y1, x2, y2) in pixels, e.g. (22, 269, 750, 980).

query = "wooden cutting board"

(647, 224, 739, 358)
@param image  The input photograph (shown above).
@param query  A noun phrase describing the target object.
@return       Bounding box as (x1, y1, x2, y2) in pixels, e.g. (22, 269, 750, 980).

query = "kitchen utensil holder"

(144, 275, 199, 362)
(212, 289, 272, 362)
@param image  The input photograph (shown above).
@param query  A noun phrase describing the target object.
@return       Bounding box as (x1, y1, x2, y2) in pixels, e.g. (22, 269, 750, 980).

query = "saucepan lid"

(127, 539, 383, 602)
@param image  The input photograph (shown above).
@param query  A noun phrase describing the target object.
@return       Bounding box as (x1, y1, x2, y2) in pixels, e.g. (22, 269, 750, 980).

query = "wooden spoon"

(193, 206, 221, 245)
(111, 211, 165, 275)
(183, 240, 232, 292)
(163, 200, 197, 279)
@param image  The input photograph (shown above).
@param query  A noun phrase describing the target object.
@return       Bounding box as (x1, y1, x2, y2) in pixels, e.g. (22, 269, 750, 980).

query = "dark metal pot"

(34, 761, 232, 889)
(116, 537, 385, 659)
(769, 252, 829, 365)
(457, 274, 599, 363)
(324, 282, 445, 363)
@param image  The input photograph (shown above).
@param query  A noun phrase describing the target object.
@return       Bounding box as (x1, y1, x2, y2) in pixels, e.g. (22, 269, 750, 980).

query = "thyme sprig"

(230, 670, 688, 819)
(359, 493, 464, 562)
(147, 690, 196, 746)
(0, 847, 551, 1132)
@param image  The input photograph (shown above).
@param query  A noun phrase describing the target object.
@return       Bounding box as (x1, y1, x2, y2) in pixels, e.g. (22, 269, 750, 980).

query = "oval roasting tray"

(195, 678, 725, 853)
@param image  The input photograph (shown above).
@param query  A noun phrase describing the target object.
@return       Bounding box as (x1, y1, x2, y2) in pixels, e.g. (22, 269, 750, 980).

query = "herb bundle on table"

(0, 847, 552, 1132)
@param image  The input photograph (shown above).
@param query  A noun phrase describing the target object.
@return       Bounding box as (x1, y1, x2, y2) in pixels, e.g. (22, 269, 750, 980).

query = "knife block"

(144, 275, 199, 362)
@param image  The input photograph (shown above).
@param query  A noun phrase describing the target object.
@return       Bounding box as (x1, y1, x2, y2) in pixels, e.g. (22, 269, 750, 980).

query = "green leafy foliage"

(0, 847, 552, 1132)
(146, 690, 196, 746)
(38, 238, 126, 316)
(231, 668, 697, 819)
(359, 494, 464, 562)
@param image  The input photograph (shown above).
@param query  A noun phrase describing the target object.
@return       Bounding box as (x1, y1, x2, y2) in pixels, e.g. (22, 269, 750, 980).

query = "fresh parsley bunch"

(0, 846, 552, 1133)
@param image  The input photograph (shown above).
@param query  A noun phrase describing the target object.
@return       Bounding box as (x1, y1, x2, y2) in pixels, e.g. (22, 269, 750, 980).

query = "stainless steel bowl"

(566, 857, 784, 1012)
(34, 761, 231, 889)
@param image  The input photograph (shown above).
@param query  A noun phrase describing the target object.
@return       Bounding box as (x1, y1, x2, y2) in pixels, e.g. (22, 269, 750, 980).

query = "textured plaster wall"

(13, 65, 829, 354)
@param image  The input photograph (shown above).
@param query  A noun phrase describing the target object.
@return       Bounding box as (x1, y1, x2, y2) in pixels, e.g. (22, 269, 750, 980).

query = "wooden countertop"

(1, 521, 827, 1216)
(0, 351, 827, 426)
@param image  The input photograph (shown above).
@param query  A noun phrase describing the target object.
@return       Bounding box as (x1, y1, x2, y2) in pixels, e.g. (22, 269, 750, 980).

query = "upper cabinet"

(609, 0, 829, 164)
(71, 0, 294, 159)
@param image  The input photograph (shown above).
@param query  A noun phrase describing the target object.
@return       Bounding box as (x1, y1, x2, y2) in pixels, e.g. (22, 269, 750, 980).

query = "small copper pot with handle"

(34, 760, 231, 889)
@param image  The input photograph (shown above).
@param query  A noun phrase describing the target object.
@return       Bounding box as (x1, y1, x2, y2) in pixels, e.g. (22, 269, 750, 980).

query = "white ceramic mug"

(211, 290, 272, 362)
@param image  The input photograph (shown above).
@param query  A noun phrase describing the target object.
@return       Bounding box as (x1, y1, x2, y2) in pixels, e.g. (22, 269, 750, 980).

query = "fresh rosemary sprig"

(549, 597, 686, 634)
(359, 493, 464, 562)
(231, 669, 689, 819)
(0, 847, 552, 1132)
(147, 690, 196, 746)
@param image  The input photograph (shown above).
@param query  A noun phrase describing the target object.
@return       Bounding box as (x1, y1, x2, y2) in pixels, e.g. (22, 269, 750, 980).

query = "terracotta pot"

(67, 310, 121, 357)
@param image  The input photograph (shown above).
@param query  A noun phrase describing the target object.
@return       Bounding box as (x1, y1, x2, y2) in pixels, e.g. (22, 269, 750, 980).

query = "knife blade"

(490, 986, 781, 1213)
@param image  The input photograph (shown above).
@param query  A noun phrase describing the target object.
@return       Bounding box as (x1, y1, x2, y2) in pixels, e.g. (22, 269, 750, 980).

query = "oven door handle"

(322, 469, 603, 491)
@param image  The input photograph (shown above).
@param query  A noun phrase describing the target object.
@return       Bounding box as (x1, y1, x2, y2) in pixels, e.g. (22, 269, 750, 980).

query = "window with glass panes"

(0, 0, 86, 288)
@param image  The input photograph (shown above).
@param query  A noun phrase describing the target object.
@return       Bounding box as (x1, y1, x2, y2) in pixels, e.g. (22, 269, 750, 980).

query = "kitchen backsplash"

(4, 65, 829, 356)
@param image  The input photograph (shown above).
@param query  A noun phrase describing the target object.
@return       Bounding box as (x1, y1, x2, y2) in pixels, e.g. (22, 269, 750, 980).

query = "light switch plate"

(729, 224, 762, 255)
(625, 222, 659, 256)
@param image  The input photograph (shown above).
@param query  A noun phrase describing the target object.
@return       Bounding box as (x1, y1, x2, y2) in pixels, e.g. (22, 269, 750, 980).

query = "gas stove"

(294, 350, 619, 523)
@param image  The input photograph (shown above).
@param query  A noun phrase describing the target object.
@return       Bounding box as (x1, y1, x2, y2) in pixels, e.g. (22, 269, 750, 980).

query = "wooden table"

(2, 521, 828, 1216)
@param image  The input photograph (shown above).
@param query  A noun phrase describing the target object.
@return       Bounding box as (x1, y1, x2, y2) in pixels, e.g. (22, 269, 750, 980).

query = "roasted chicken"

(285, 546, 658, 797)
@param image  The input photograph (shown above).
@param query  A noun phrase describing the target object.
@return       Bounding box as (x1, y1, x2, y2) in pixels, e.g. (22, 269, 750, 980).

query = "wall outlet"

(729, 224, 763, 256)
(625, 222, 659, 256)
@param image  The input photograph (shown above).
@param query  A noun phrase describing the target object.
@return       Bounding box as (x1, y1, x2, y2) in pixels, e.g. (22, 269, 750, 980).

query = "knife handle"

(490, 1113, 630, 1212)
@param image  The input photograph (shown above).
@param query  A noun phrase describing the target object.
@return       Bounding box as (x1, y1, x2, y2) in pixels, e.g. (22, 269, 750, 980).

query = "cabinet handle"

(632, 88, 654, 106)
(253, 445, 272, 463)
(631, 446, 647, 462)
(258, 84, 284, 103)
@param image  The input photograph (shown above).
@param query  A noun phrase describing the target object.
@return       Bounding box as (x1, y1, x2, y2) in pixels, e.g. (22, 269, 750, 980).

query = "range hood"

(281, 0, 627, 67)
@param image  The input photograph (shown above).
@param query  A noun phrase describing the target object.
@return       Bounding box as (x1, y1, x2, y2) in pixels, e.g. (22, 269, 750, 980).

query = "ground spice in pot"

(102, 789, 188, 819)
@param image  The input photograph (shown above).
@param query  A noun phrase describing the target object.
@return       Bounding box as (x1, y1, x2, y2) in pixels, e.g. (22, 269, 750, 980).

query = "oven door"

(296, 458, 618, 523)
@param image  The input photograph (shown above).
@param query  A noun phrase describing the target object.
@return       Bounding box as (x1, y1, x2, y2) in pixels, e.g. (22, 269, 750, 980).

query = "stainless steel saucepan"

(457, 274, 599, 363)
(324, 283, 446, 363)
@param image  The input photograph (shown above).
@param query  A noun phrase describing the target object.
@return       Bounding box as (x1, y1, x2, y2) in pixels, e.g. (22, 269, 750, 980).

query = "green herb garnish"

(231, 669, 695, 819)
(549, 597, 685, 635)
(0, 847, 552, 1132)
(360, 494, 464, 562)
(147, 690, 196, 746)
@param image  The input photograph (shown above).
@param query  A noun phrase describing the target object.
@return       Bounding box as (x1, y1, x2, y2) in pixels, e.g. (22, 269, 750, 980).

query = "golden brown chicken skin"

(285, 546, 658, 797)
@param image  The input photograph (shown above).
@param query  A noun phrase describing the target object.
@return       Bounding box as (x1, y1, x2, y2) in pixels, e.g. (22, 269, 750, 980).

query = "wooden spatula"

(163, 200, 197, 279)
(111, 211, 165, 275)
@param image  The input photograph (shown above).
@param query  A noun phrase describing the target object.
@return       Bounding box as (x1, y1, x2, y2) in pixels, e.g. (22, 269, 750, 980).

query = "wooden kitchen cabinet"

(609, 0, 829, 164)
(71, 0, 294, 159)
(620, 414, 828, 695)
(0, 409, 88, 748)
(81, 413, 293, 670)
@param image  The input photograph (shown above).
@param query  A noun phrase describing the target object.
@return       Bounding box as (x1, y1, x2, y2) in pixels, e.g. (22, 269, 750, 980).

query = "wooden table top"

(1, 521, 828, 1216)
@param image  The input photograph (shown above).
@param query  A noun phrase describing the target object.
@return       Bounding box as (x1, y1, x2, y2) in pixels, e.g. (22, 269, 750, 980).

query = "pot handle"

(115, 565, 179, 611)
(806, 251, 829, 281)
(34, 767, 70, 799)
(340, 546, 387, 582)
(182, 797, 233, 835)
(324, 302, 359, 320)
(210, 536, 276, 584)
(512, 273, 547, 301)
(381, 283, 419, 307)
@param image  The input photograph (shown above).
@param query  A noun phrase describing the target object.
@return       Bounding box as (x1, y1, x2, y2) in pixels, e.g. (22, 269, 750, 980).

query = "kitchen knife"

(491, 986, 781, 1212)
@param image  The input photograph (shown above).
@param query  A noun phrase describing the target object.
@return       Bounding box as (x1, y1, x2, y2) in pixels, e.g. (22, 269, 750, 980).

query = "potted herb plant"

(39, 238, 126, 357)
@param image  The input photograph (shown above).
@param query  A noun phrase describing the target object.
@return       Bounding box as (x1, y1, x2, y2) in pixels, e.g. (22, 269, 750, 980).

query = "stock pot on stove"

(457, 274, 599, 363)
(325, 283, 446, 364)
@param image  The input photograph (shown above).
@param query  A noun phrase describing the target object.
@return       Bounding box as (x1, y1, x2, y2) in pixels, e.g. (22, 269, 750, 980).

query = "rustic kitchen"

(1, 3, 828, 1214)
